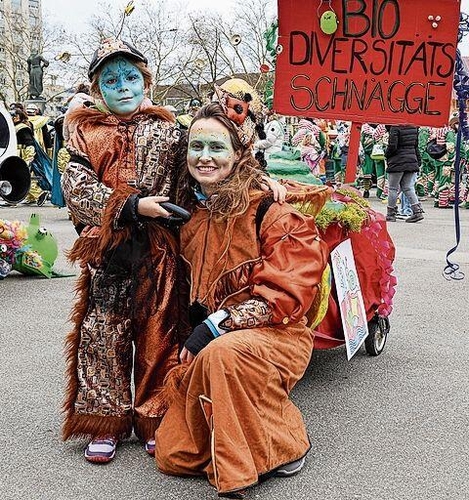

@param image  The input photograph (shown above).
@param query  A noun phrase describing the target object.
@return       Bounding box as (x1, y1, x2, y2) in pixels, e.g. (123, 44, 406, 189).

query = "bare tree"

(122, 1, 190, 102)
(57, 0, 191, 103)
(236, 0, 276, 71)
(175, 0, 277, 100)
(173, 12, 253, 102)
(37, 0, 277, 107)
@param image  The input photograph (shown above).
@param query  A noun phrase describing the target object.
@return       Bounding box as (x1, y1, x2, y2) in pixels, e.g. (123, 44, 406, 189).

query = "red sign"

(274, 0, 461, 127)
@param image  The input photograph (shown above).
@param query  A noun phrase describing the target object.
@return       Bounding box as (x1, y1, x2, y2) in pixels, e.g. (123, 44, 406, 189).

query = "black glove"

(119, 194, 140, 225)
(155, 202, 191, 230)
(184, 323, 214, 356)
(188, 301, 209, 328)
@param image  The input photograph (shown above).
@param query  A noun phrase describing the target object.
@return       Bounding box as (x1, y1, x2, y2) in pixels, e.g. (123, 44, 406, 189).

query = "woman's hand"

(137, 196, 171, 218)
(179, 346, 195, 365)
(260, 175, 287, 204)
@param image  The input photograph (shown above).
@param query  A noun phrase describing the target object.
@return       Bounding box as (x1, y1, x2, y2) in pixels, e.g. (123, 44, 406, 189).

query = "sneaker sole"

(36, 193, 48, 207)
(405, 216, 424, 223)
(218, 490, 247, 499)
(144, 445, 155, 456)
(84, 439, 117, 463)
(84, 448, 116, 463)
(274, 457, 306, 477)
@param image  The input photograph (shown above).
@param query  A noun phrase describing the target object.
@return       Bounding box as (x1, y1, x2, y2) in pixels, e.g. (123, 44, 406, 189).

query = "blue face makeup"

(98, 57, 145, 116)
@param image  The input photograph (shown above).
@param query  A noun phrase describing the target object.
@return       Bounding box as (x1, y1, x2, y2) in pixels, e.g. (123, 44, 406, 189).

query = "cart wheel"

(364, 316, 390, 356)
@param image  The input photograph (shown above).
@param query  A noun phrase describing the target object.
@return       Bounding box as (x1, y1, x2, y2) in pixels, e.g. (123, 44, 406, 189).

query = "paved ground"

(0, 195, 468, 500)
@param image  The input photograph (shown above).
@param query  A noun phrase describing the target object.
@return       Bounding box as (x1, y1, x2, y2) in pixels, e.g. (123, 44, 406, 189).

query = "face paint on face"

(98, 57, 145, 117)
(187, 118, 240, 196)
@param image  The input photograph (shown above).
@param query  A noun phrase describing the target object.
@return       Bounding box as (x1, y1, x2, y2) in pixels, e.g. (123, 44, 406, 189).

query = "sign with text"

(274, 0, 461, 126)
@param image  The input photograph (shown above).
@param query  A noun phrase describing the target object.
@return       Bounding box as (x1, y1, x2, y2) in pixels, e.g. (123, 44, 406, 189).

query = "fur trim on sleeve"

(97, 185, 139, 253)
(67, 185, 139, 265)
(282, 181, 332, 217)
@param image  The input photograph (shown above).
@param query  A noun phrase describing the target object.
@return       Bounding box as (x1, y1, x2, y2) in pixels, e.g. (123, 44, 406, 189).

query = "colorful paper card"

(330, 238, 369, 360)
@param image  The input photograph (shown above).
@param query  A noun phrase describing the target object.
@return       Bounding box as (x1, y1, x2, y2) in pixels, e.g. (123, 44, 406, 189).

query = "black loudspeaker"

(0, 156, 31, 204)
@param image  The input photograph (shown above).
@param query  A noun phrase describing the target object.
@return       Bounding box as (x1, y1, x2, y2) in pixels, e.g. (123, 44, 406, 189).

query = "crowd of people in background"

(5, 81, 469, 221)
(253, 114, 469, 216)
(7, 101, 54, 206)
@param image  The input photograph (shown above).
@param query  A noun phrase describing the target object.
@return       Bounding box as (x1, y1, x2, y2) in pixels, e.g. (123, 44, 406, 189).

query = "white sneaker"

(144, 438, 155, 456)
(36, 191, 49, 206)
(84, 436, 118, 463)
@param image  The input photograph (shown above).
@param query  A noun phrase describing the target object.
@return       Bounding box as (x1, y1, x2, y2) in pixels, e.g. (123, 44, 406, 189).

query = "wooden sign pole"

(344, 122, 362, 184)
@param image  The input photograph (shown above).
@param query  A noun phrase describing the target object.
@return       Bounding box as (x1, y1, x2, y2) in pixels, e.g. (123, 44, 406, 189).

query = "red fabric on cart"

(314, 210, 396, 349)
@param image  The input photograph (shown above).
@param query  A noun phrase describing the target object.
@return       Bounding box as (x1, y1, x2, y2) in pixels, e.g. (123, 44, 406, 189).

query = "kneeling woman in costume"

(155, 102, 330, 498)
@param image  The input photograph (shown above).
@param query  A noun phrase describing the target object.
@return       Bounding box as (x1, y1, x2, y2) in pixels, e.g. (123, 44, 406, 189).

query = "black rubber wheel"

(364, 316, 389, 356)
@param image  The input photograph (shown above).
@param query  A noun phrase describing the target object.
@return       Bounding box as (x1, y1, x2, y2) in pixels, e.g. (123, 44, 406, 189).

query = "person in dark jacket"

(385, 125, 424, 223)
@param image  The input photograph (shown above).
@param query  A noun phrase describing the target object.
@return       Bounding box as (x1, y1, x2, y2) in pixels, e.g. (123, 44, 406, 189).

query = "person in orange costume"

(60, 37, 190, 463)
(155, 101, 330, 499)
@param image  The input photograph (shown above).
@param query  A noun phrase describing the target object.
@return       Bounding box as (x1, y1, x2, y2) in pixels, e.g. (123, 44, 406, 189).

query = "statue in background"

(27, 53, 49, 99)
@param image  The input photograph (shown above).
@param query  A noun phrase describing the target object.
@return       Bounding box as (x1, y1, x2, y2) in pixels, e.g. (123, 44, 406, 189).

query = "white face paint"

(98, 56, 144, 117)
(187, 118, 240, 196)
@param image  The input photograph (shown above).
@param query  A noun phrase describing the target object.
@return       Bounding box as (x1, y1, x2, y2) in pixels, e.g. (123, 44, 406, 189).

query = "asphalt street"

(1, 196, 468, 500)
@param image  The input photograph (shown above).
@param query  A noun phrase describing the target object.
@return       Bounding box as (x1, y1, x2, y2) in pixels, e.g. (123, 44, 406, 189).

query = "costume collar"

(194, 185, 208, 202)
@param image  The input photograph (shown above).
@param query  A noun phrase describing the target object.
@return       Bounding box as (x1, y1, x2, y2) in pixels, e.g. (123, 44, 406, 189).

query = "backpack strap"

(255, 196, 275, 239)
(68, 153, 94, 170)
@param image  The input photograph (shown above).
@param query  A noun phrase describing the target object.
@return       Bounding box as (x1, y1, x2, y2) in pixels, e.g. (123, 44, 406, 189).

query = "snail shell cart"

(269, 159, 396, 357)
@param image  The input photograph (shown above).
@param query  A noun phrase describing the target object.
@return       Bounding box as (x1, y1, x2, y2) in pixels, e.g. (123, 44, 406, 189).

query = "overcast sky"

(42, 0, 232, 28)
(42, 0, 469, 54)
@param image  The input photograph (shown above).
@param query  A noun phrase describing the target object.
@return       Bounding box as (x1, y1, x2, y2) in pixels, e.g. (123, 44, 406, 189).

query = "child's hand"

(137, 196, 171, 218)
(260, 176, 287, 204)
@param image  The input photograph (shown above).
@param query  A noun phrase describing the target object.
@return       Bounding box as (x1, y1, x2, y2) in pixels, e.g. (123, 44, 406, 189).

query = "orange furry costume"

(61, 105, 188, 443)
